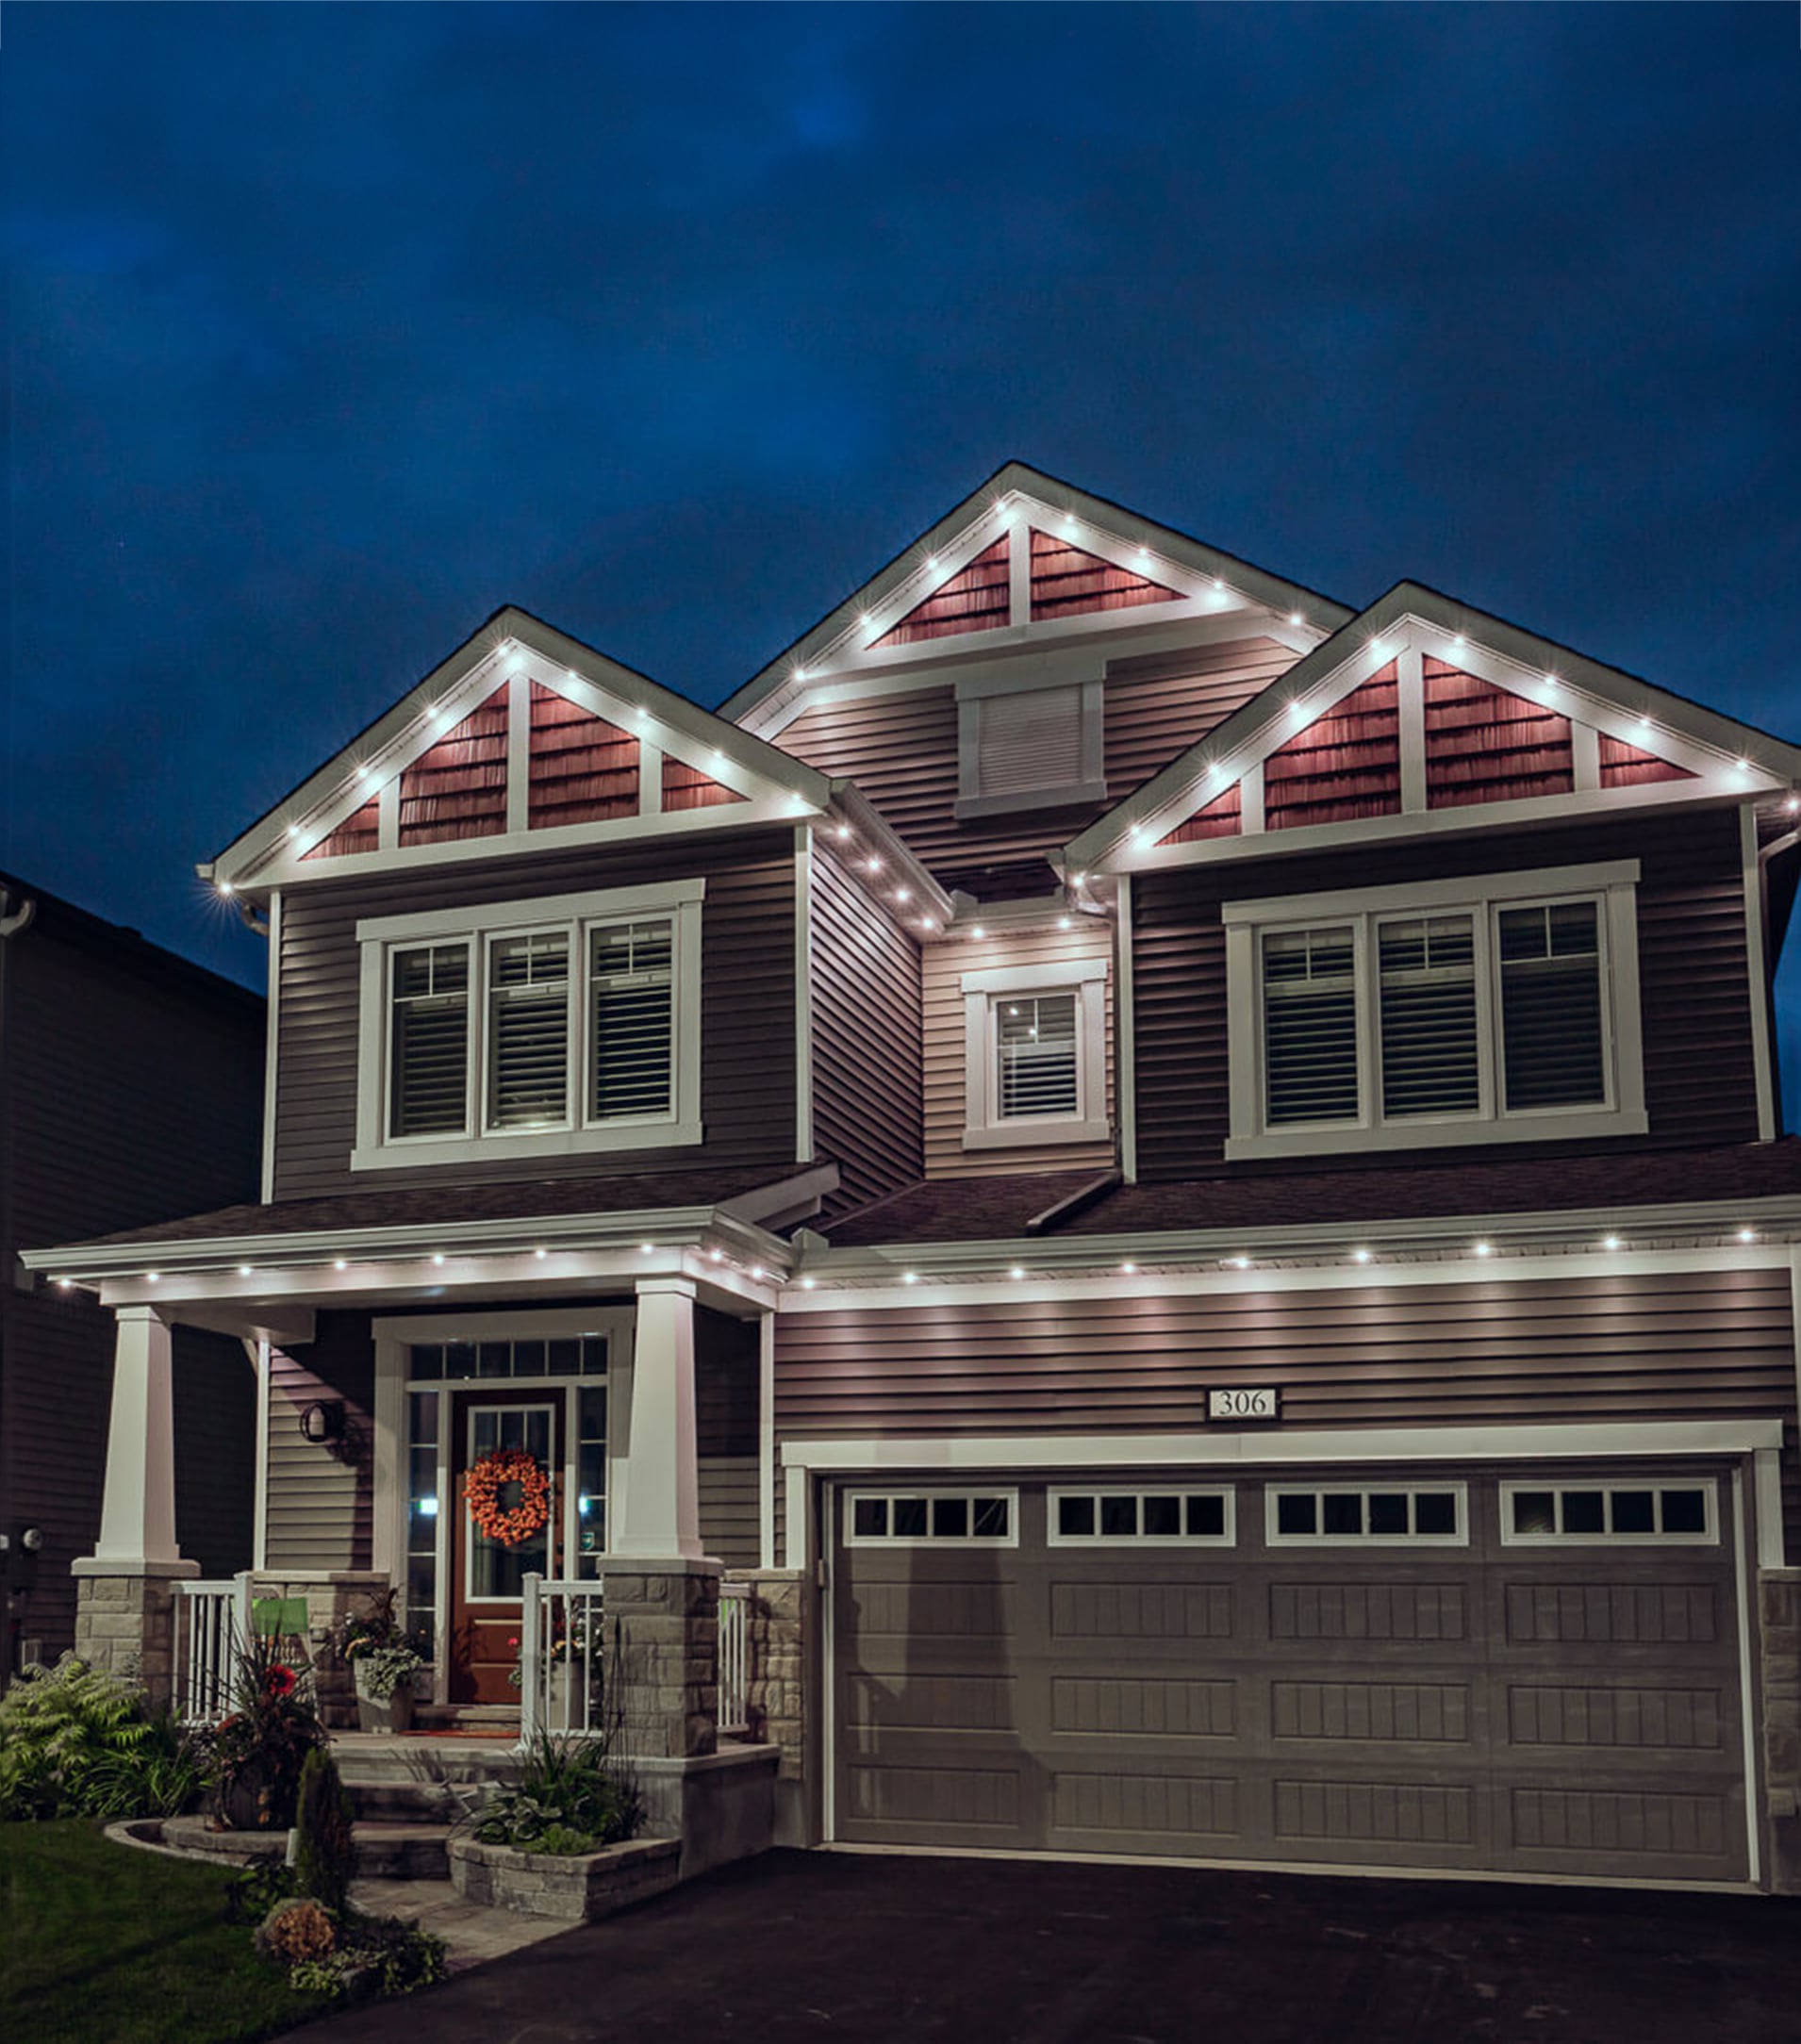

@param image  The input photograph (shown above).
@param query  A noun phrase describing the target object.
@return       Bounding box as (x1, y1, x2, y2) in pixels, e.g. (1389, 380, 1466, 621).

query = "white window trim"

(1224, 860, 1645, 1161)
(962, 957, 1110, 1150)
(1264, 1480, 1470, 1547)
(843, 1487, 1020, 1547)
(1047, 1484, 1235, 1547)
(352, 879, 704, 1171)
(954, 677, 1105, 820)
(1498, 1477, 1719, 1546)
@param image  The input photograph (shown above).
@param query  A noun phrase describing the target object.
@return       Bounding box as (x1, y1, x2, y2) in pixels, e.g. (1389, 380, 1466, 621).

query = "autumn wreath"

(465, 1447, 551, 1547)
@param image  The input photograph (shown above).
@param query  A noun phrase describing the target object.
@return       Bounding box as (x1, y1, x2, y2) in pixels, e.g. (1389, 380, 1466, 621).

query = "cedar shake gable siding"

(272, 830, 798, 1201)
(771, 636, 1295, 897)
(1131, 807, 1760, 1179)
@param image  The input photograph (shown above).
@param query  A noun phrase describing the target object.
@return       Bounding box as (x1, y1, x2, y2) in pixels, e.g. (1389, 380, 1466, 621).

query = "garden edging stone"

(448, 1833, 682, 1921)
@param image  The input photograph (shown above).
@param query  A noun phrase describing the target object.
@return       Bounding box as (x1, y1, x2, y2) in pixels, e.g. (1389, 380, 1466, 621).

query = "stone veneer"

(727, 1569, 806, 1839)
(72, 1562, 195, 1702)
(593, 1558, 719, 1759)
(450, 1835, 682, 1921)
(1761, 1568, 1801, 1891)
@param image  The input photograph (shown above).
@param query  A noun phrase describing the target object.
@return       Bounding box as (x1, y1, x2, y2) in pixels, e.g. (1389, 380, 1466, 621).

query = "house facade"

(1, 875, 263, 1678)
(27, 464, 1801, 1890)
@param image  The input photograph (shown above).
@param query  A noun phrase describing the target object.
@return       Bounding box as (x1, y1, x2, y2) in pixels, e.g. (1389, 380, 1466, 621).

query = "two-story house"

(26, 464, 1801, 1892)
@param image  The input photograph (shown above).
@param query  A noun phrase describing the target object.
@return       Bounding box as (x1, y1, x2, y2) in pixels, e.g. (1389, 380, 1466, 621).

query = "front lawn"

(0, 1821, 330, 2043)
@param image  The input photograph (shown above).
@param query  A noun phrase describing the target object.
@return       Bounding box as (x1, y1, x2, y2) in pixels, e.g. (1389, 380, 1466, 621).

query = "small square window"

(1367, 1492, 1410, 1536)
(444, 1342, 478, 1380)
(1413, 1492, 1458, 1537)
(1661, 1488, 1708, 1535)
(1100, 1495, 1138, 1538)
(933, 1497, 969, 1539)
(1563, 1491, 1606, 1534)
(1512, 1490, 1557, 1536)
(1059, 1495, 1096, 1539)
(1322, 1493, 1363, 1536)
(892, 1498, 929, 1539)
(1185, 1494, 1226, 1538)
(1611, 1489, 1656, 1535)
(1143, 1496, 1181, 1538)
(972, 1497, 1010, 1540)
(852, 1498, 887, 1540)
(1278, 1493, 1317, 1537)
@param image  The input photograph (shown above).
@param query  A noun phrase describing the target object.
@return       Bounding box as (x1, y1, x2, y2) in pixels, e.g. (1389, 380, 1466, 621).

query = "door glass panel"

(467, 1405, 554, 1599)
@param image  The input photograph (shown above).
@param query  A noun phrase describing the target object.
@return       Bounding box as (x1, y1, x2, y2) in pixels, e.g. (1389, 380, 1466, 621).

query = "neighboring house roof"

(816, 1141, 1801, 1249)
(721, 459, 1354, 735)
(1066, 580, 1801, 877)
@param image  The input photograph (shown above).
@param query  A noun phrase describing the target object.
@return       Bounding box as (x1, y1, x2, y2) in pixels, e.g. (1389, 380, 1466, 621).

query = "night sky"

(3, 6, 1798, 1079)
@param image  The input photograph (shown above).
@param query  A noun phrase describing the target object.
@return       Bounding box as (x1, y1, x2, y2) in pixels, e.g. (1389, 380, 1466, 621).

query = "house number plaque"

(1208, 1386, 1281, 1422)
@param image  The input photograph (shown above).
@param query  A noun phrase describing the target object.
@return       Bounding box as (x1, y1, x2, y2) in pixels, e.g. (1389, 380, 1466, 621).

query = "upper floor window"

(353, 880, 703, 1170)
(1224, 861, 1644, 1160)
(954, 680, 1106, 820)
(962, 957, 1109, 1151)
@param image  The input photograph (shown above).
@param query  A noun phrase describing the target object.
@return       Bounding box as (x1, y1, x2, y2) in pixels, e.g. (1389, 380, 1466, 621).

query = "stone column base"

(71, 1558, 200, 1706)
(1760, 1568, 1801, 1893)
(594, 1557, 721, 1759)
(727, 1568, 807, 1844)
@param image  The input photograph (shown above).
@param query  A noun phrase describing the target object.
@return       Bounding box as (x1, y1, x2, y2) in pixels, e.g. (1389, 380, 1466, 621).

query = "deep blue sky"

(3, 4, 1798, 1072)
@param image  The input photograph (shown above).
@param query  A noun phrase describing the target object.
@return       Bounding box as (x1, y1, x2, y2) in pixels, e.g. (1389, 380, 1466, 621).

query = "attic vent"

(976, 686, 1083, 798)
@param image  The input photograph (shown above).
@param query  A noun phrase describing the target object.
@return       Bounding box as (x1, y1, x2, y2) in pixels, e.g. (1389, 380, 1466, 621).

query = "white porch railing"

(519, 1574, 606, 1743)
(174, 1572, 253, 1725)
(718, 1580, 750, 1737)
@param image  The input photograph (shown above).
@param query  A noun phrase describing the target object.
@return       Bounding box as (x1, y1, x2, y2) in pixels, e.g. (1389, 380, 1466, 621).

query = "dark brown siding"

(809, 839, 923, 1217)
(697, 1308, 760, 1570)
(0, 901, 262, 1664)
(173, 1327, 257, 1579)
(264, 1314, 375, 1574)
(776, 1268, 1800, 1553)
(774, 637, 1297, 896)
(272, 831, 797, 1200)
(1132, 807, 1760, 1178)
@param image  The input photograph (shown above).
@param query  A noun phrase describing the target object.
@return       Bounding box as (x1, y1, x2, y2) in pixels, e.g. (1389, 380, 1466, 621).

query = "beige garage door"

(831, 1465, 1749, 1884)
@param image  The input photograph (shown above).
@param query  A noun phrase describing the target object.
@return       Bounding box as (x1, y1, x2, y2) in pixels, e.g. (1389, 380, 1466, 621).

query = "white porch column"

(91, 1305, 185, 1567)
(614, 1278, 702, 1560)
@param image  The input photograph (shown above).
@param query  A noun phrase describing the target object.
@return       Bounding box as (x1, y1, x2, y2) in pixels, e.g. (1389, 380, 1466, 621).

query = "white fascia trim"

(962, 957, 1109, 995)
(780, 1420, 1784, 1474)
(962, 1118, 1112, 1152)
(825, 784, 955, 923)
(374, 1304, 635, 1344)
(1220, 859, 1640, 926)
(356, 877, 706, 946)
(260, 891, 281, 1204)
(1743, 807, 1778, 1142)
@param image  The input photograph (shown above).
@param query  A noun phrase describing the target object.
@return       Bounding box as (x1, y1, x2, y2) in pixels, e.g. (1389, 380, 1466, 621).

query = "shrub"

(292, 1747, 359, 1913)
(0, 1655, 203, 1820)
(470, 1731, 641, 1853)
(255, 1898, 336, 1966)
(288, 1916, 446, 2000)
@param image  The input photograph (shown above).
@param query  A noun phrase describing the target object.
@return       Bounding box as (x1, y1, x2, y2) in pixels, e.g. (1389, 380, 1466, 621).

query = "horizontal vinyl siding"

(1132, 808, 1760, 1178)
(173, 1327, 256, 1579)
(264, 1314, 374, 1573)
(774, 639, 1295, 893)
(924, 922, 1115, 1179)
(776, 1269, 1800, 1553)
(272, 832, 796, 1200)
(699, 1459, 759, 1572)
(809, 840, 923, 1217)
(697, 1308, 760, 1571)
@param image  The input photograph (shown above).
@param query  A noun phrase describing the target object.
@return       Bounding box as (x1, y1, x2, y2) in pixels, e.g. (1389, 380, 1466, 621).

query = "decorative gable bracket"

(204, 608, 833, 896)
(1065, 585, 1801, 877)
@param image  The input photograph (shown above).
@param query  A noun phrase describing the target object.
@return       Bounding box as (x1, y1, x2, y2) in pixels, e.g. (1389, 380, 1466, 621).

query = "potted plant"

(211, 1634, 327, 1830)
(330, 1590, 429, 1736)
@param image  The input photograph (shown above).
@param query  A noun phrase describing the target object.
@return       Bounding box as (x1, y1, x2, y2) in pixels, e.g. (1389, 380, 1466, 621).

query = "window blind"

(590, 919, 674, 1120)
(389, 944, 470, 1137)
(1498, 902, 1604, 1110)
(996, 993, 1079, 1119)
(1263, 927, 1359, 1126)
(487, 932, 570, 1129)
(1379, 915, 1479, 1118)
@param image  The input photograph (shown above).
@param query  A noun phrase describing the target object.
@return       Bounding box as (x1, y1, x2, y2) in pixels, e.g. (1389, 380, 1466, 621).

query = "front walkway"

(310, 1846, 1801, 2043)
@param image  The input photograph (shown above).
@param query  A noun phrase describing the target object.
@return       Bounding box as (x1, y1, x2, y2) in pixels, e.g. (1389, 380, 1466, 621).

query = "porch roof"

(816, 1140, 1801, 1248)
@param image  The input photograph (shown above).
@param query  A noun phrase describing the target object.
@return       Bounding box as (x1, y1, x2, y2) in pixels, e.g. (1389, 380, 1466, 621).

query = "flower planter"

(353, 1659, 415, 1735)
(448, 1834, 681, 1921)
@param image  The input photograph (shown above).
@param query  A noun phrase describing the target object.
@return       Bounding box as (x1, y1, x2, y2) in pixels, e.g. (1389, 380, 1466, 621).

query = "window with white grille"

(1225, 861, 1644, 1159)
(962, 956, 1109, 1150)
(955, 680, 1105, 818)
(355, 881, 702, 1169)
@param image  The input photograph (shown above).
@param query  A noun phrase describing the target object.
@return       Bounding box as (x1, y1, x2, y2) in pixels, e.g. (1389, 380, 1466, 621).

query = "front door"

(450, 1393, 562, 1704)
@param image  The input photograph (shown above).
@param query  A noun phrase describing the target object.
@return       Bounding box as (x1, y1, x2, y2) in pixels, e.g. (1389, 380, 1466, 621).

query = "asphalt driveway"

(317, 1847, 1801, 2043)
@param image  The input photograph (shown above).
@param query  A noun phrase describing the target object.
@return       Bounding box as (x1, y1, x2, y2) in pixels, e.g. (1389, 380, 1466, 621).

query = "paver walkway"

(312, 1845, 1801, 2042)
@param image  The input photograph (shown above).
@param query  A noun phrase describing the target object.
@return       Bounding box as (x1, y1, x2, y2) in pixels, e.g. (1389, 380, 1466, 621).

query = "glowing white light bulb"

(1473, 1242, 1492, 1258)
(902, 1270, 918, 1285)
(1009, 1266, 1025, 1280)
(1352, 1248, 1372, 1264)
(1120, 1261, 1137, 1276)
(1738, 1228, 1757, 1244)
(432, 1253, 445, 1266)
(333, 1258, 348, 1272)
(801, 1276, 817, 1291)
(1602, 1235, 1622, 1251)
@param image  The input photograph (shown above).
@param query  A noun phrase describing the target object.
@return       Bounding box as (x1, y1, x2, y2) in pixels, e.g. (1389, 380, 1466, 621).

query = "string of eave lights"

(212, 639, 818, 885)
(42, 1223, 1768, 1301)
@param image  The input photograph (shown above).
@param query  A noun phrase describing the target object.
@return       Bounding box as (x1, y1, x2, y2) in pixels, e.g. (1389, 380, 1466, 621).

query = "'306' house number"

(1208, 1386, 1281, 1421)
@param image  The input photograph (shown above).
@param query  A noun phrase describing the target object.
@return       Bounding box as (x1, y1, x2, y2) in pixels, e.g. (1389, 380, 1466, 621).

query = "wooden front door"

(450, 1391, 562, 1704)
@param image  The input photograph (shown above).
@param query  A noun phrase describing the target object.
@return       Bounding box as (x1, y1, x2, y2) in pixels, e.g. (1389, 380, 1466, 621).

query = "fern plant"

(0, 1655, 202, 1819)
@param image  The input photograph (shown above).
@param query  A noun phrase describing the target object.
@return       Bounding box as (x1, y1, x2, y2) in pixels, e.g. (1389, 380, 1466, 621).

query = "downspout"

(0, 889, 36, 1681)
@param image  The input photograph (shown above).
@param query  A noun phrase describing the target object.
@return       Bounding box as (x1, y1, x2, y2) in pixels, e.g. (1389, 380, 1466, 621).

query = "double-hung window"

(354, 880, 702, 1169)
(1225, 861, 1644, 1158)
(962, 957, 1110, 1150)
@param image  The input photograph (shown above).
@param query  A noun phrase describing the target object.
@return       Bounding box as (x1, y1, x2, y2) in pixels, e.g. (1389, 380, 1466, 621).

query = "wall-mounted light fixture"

(298, 1400, 345, 1445)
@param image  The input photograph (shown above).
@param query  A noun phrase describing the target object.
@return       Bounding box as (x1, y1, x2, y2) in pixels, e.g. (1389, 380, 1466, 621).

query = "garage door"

(831, 1465, 1749, 1884)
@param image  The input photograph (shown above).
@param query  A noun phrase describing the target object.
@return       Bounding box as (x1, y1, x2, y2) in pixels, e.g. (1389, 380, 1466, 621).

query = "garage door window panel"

(1049, 1488, 1234, 1545)
(1502, 1480, 1717, 1544)
(1268, 1484, 1467, 1545)
(847, 1492, 1017, 1546)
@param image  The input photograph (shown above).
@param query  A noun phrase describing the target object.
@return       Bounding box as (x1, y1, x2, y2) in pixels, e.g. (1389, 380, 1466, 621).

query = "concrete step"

(352, 1821, 452, 1881)
(345, 1778, 463, 1824)
(329, 1734, 522, 1788)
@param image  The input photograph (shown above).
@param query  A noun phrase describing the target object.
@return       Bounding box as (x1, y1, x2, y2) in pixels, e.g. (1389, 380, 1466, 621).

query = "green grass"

(0, 1821, 331, 2043)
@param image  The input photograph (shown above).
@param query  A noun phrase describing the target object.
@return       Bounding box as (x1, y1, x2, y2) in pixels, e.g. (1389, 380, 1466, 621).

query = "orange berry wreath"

(464, 1447, 552, 1547)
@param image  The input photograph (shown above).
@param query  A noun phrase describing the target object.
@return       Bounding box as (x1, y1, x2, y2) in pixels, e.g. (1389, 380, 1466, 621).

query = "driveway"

(316, 1847, 1801, 2043)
